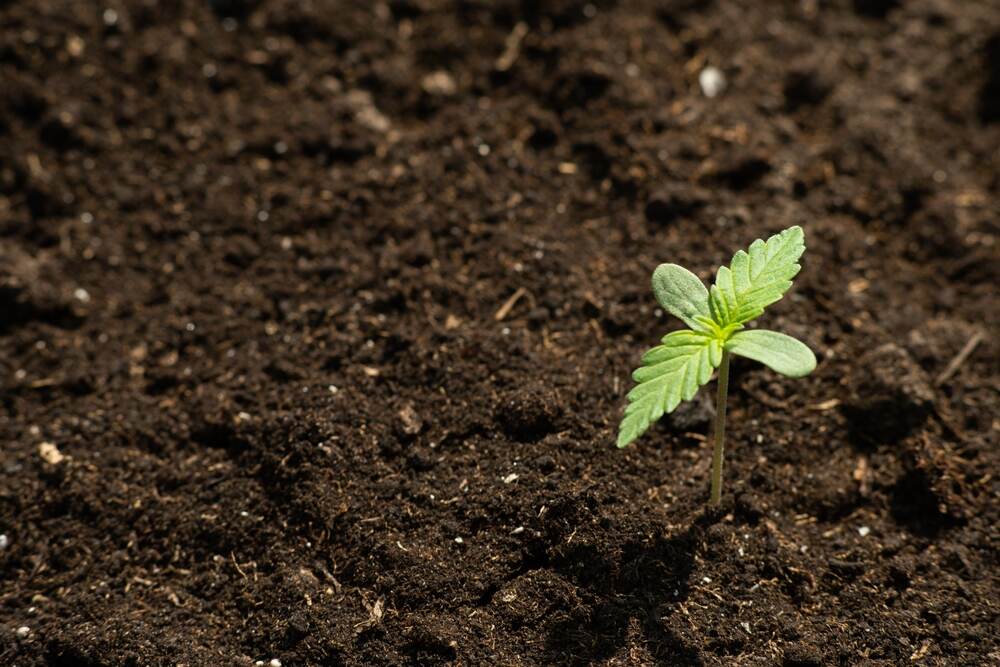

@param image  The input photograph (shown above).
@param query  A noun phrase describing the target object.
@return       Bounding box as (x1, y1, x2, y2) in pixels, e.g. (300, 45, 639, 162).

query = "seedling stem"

(709, 350, 730, 506)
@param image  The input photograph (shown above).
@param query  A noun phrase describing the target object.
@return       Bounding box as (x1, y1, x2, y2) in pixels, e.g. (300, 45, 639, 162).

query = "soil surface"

(2, 1, 999, 665)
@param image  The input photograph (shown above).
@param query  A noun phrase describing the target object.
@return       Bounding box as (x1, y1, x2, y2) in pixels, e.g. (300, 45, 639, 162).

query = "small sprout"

(618, 226, 817, 506)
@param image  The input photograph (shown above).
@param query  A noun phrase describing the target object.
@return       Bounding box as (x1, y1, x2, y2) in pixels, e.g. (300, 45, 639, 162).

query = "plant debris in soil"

(1, 1, 999, 665)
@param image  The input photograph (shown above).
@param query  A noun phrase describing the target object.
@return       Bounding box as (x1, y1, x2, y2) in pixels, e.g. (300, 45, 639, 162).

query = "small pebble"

(15, 626, 30, 639)
(699, 66, 727, 98)
(0, 534, 8, 549)
(421, 70, 456, 96)
(858, 526, 871, 537)
(102, 8, 118, 26)
(66, 35, 85, 57)
(73, 288, 90, 303)
(39, 442, 66, 465)
(454, 537, 464, 544)
(270, 660, 282, 667)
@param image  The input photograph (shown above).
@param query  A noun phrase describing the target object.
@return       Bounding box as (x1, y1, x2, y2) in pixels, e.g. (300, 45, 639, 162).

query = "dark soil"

(1, 1, 999, 665)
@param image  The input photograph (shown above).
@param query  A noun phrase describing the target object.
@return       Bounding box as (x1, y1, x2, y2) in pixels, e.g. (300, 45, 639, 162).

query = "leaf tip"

(786, 225, 805, 245)
(785, 346, 817, 377)
(616, 427, 635, 449)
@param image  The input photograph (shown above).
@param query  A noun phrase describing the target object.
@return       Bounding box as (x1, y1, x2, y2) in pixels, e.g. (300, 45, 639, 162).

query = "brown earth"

(1, 1, 999, 665)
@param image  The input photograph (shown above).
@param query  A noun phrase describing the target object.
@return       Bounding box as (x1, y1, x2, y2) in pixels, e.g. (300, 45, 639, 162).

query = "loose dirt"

(1, 1, 998, 665)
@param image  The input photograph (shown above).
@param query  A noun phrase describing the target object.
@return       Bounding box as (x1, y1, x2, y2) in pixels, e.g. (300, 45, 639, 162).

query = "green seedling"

(617, 225, 817, 506)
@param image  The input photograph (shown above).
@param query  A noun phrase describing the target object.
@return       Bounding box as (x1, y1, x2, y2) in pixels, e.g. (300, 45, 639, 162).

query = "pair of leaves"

(618, 226, 816, 448)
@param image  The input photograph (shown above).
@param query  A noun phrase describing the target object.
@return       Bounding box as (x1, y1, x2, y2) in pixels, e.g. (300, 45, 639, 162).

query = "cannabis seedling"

(617, 226, 817, 506)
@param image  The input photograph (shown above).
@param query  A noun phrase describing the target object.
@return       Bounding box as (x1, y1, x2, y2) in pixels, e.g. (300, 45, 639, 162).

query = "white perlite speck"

(15, 626, 30, 638)
(0, 534, 8, 549)
(699, 66, 727, 98)
(858, 526, 871, 537)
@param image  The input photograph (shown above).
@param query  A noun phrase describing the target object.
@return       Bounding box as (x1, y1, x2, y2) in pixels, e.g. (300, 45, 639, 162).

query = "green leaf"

(725, 329, 816, 378)
(617, 330, 721, 448)
(709, 226, 805, 326)
(651, 264, 712, 331)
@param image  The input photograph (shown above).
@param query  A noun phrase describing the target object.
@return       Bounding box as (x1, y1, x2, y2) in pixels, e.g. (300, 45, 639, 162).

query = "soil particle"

(495, 386, 563, 442)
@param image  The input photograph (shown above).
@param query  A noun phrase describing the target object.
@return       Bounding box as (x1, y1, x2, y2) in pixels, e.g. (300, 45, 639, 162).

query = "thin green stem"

(709, 350, 731, 506)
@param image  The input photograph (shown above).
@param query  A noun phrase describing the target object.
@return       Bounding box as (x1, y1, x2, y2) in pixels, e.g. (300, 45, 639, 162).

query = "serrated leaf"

(710, 226, 805, 326)
(725, 329, 816, 378)
(617, 330, 720, 448)
(651, 264, 712, 331)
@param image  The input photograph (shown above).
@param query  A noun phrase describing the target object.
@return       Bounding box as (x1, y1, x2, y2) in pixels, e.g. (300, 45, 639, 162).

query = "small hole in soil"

(979, 35, 1000, 123)
(708, 157, 771, 191)
(190, 421, 248, 454)
(852, 0, 901, 19)
(890, 469, 962, 537)
(402, 630, 457, 663)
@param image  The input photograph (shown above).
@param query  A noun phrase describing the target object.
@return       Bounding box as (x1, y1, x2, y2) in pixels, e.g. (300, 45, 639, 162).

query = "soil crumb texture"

(2, 1, 999, 665)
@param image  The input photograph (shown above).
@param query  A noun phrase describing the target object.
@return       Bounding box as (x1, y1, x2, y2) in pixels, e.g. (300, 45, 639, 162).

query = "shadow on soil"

(543, 521, 705, 666)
